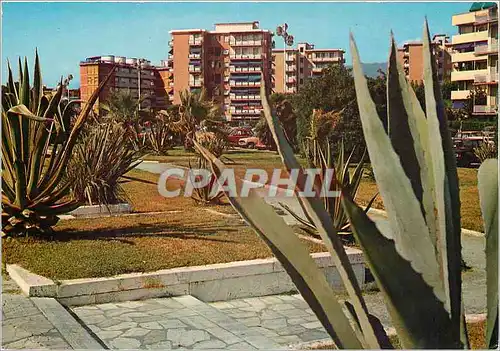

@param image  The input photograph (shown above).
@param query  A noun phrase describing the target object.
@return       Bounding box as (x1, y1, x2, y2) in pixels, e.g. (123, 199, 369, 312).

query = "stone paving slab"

(2, 278, 72, 350)
(72, 295, 279, 349)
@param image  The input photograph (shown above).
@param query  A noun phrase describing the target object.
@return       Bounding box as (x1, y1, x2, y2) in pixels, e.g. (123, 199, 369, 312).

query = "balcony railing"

(285, 55, 295, 62)
(230, 40, 262, 46)
(230, 94, 260, 100)
(231, 109, 262, 115)
(188, 66, 202, 73)
(473, 105, 497, 114)
(475, 42, 499, 55)
(189, 80, 203, 87)
(312, 67, 324, 73)
(311, 56, 341, 62)
(230, 54, 262, 60)
(286, 77, 296, 84)
(168, 40, 174, 47)
(168, 54, 174, 60)
(474, 68, 498, 84)
(285, 65, 296, 72)
(188, 38, 203, 45)
(229, 81, 261, 87)
(229, 66, 262, 73)
(474, 13, 498, 24)
(188, 53, 201, 59)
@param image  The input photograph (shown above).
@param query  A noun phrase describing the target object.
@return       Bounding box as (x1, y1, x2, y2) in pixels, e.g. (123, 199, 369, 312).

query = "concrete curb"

(7, 250, 364, 306)
(32, 297, 104, 349)
(69, 203, 132, 217)
(367, 208, 485, 237)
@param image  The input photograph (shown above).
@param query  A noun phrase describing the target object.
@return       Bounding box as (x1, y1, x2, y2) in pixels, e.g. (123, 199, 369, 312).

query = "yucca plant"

(195, 21, 498, 349)
(1, 51, 114, 237)
(474, 141, 497, 163)
(282, 141, 377, 237)
(147, 113, 173, 155)
(66, 122, 142, 205)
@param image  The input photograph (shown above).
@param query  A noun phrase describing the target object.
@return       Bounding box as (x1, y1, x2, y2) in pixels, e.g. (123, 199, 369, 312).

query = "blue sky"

(2, 1, 472, 88)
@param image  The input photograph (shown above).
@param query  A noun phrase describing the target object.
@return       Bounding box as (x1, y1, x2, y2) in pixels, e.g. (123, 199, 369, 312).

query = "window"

(215, 48, 221, 56)
(215, 74, 221, 84)
(224, 35, 229, 43)
(299, 79, 304, 84)
(299, 68, 303, 73)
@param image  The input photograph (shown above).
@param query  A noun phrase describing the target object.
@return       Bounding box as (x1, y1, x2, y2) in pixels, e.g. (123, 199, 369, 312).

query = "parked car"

(453, 137, 487, 168)
(238, 136, 270, 150)
(227, 127, 254, 145)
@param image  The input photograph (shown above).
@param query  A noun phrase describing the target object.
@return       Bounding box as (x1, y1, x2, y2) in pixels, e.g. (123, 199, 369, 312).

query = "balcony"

(452, 31, 489, 45)
(168, 54, 174, 60)
(229, 66, 262, 73)
(474, 13, 498, 25)
(473, 105, 497, 114)
(286, 77, 296, 84)
(231, 109, 262, 115)
(230, 54, 262, 60)
(474, 41, 499, 55)
(229, 81, 261, 87)
(188, 65, 202, 73)
(451, 90, 470, 100)
(311, 56, 342, 62)
(285, 55, 295, 62)
(189, 38, 203, 46)
(168, 40, 173, 47)
(452, 51, 481, 63)
(285, 65, 296, 72)
(230, 40, 262, 46)
(188, 53, 201, 59)
(230, 94, 260, 100)
(474, 69, 498, 84)
(451, 69, 488, 82)
(189, 80, 203, 87)
(312, 67, 324, 73)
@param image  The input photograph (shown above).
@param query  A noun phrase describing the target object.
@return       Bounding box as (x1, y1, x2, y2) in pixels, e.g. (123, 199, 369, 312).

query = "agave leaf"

(388, 35, 438, 250)
(260, 81, 381, 348)
(6, 60, 19, 103)
(422, 20, 463, 342)
(33, 49, 43, 115)
(478, 159, 499, 349)
(387, 35, 426, 222)
(350, 32, 445, 303)
(7, 105, 49, 122)
(342, 194, 460, 349)
(194, 140, 362, 349)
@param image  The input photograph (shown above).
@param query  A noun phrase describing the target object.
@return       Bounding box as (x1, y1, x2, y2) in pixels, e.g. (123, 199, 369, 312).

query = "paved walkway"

(2, 277, 71, 349)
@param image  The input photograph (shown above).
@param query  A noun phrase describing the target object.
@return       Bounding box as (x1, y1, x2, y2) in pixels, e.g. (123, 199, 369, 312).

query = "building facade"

(450, 3, 498, 117)
(397, 34, 453, 84)
(272, 42, 345, 94)
(167, 22, 273, 122)
(80, 56, 169, 114)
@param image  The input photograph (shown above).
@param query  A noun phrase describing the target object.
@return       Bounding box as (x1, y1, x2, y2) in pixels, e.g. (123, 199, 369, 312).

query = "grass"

(2, 169, 325, 280)
(311, 319, 486, 349)
(147, 148, 483, 232)
(356, 168, 483, 232)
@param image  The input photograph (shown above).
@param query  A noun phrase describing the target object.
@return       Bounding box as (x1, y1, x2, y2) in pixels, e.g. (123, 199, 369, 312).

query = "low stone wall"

(7, 249, 364, 306)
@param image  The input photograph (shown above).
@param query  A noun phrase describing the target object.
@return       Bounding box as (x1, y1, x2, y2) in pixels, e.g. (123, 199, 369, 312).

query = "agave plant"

(195, 21, 498, 349)
(282, 141, 377, 237)
(1, 51, 114, 237)
(66, 122, 142, 205)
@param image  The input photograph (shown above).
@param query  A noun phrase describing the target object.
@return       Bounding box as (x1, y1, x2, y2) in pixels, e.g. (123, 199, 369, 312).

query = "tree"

(101, 90, 141, 123)
(168, 89, 223, 150)
(463, 87, 487, 120)
(292, 64, 387, 160)
(255, 93, 297, 151)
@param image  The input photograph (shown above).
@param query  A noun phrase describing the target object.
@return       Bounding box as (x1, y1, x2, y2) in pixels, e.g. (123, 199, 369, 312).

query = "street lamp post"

(62, 74, 73, 101)
(136, 58, 146, 111)
(276, 23, 294, 94)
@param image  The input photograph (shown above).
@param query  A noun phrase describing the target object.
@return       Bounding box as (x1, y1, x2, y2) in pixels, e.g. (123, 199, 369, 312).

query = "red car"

(227, 127, 253, 145)
(238, 136, 270, 150)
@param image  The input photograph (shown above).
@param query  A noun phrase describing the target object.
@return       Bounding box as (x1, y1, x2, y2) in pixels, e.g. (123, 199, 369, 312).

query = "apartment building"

(396, 34, 453, 83)
(272, 42, 345, 94)
(450, 2, 498, 117)
(167, 21, 273, 122)
(80, 56, 169, 114)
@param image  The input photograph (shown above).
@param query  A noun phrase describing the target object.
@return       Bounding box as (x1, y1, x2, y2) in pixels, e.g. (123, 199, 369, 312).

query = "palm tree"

(101, 90, 146, 148)
(168, 89, 223, 150)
